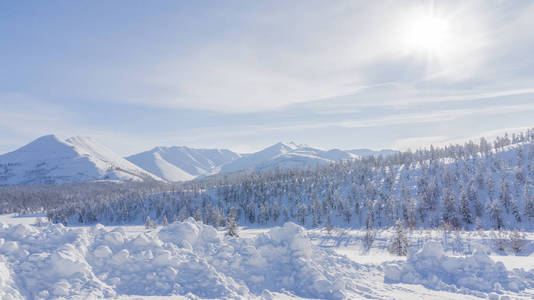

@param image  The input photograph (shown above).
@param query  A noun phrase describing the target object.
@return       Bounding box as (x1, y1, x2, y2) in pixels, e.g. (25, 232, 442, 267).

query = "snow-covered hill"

(0, 135, 164, 185)
(126, 146, 240, 181)
(219, 142, 358, 174)
(126, 142, 396, 181)
(0, 135, 398, 184)
(348, 148, 399, 157)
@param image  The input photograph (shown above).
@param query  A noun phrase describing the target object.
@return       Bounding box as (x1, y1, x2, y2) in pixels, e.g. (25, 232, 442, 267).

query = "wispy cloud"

(5, 1, 530, 112)
(392, 136, 450, 151)
(1, 1, 534, 154)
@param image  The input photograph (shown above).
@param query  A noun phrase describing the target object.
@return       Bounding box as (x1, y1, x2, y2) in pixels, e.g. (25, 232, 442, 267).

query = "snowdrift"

(0, 220, 362, 299)
(385, 241, 534, 297)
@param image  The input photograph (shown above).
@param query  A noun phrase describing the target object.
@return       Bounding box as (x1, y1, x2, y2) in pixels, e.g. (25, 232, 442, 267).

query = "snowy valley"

(4, 0, 534, 298)
(2, 130, 534, 299)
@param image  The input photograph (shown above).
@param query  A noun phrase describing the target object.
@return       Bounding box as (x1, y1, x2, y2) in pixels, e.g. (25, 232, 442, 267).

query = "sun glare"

(403, 12, 452, 55)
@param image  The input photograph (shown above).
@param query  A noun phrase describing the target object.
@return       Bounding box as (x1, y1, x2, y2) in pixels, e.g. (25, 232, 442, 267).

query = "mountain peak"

(0, 135, 164, 185)
(15, 134, 73, 158)
(125, 146, 240, 181)
(26, 134, 64, 146)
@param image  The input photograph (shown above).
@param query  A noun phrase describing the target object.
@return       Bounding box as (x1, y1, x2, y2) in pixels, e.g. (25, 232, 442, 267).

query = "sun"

(403, 11, 452, 56)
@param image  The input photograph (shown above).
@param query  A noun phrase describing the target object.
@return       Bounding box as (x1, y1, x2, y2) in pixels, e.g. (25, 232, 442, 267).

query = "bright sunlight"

(403, 11, 452, 56)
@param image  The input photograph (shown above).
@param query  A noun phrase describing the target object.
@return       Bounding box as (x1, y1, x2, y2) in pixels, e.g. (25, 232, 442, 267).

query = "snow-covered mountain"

(126, 146, 240, 181)
(347, 148, 399, 157)
(0, 135, 398, 184)
(219, 142, 358, 174)
(0, 135, 164, 185)
(126, 142, 398, 181)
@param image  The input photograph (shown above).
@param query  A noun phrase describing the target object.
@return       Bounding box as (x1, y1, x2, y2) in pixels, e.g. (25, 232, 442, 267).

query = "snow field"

(385, 241, 534, 297)
(1, 215, 534, 299)
(0, 219, 363, 299)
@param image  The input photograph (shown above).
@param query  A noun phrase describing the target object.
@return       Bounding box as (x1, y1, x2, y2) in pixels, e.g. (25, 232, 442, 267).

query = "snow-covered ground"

(1, 213, 534, 299)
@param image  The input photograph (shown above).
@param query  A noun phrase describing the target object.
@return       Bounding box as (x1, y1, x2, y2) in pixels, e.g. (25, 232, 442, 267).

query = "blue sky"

(1, 0, 534, 155)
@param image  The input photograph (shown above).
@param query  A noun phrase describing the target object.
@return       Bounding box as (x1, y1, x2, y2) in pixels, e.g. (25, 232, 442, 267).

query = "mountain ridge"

(0, 135, 164, 186)
(0, 135, 398, 184)
(126, 141, 398, 181)
(125, 146, 241, 182)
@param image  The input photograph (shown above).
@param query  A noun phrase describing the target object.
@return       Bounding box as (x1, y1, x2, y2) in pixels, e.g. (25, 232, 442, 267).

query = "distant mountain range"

(125, 142, 399, 181)
(218, 142, 355, 174)
(0, 135, 398, 185)
(0, 135, 164, 185)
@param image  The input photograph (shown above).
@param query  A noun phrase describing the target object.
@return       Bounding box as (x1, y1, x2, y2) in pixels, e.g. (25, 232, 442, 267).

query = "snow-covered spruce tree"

(343, 199, 352, 224)
(511, 197, 521, 223)
(363, 228, 376, 250)
(281, 205, 289, 222)
(488, 199, 503, 229)
(493, 230, 507, 252)
(474, 217, 483, 231)
(162, 214, 168, 226)
(194, 208, 202, 222)
(272, 202, 280, 222)
(406, 198, 417, 230)
(178, 209, 187, 222)
(326, 214, 333, 234)
(499, 178, 512, 213)
(297, 204, 307, 225)
(509, 229, 525, 254)
(459, 186, 472, 226)
(468, 180, 483, 218)
(225, 217, 239, 238)
(389, 219, 409, 256)
(145, 216, 151, 229)
(488, 175, 495, 198)
(441, 188, 459, 229)
(526, 195, 534, 221)
(246, 202, 256, 224)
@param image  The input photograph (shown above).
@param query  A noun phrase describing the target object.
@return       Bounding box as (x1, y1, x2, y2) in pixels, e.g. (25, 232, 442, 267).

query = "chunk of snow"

(49, 244, 90, 276)
(385, 242, 532, 294)
(93, 245, 112, 258)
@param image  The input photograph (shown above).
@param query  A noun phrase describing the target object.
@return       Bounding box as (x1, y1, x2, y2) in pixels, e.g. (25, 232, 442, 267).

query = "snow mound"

(385, 241, 534, 296)
(0, 220, 363, 299)
(0, 223, 114, 299)
(0, 255, 23, 300)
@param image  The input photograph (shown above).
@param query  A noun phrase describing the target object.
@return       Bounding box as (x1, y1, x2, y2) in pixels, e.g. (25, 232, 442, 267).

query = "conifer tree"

(162, 214, 168, 226)
(145, 216, 151, 229)
(509, 229, 525, 254)
(459, 187, 472, 225)
(225, 217, 239, 237)
(389, 219, 409, 256)
(488, 199, 503, 229)
(326, 213, 333, 234)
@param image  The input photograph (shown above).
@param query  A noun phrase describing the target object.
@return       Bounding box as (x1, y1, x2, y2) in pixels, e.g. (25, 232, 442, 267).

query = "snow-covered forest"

(8, 129, 527, 231)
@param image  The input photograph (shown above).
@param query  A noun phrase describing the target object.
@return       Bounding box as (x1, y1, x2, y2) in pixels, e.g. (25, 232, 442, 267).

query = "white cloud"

(34, 1, 504, 113)
(392, 136, 450, 151)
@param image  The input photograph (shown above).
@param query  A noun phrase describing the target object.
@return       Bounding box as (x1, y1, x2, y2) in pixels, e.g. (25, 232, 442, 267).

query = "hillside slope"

(126, 146, 240, 181)
(219, 142, 358, 174)
(0, 135, 164, 185)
